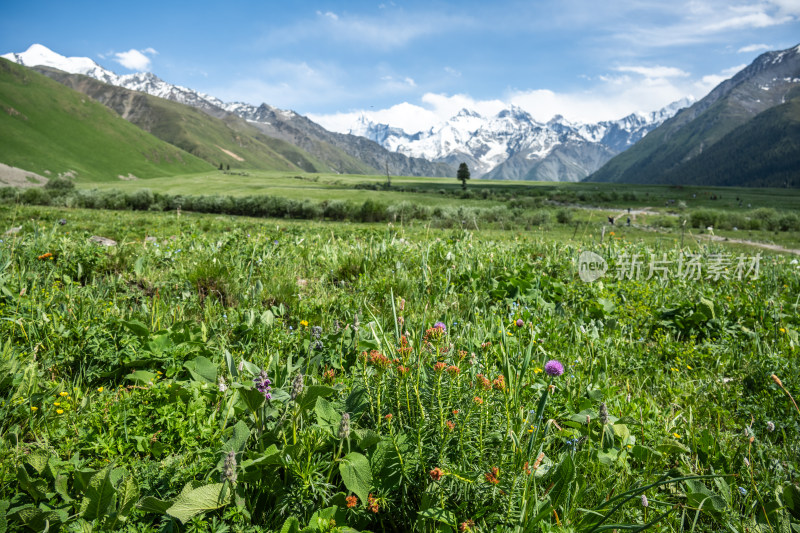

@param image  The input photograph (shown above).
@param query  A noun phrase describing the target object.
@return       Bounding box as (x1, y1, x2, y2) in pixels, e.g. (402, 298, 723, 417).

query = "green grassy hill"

(0, 58, 212, 182)
(35, 67, 378, 175)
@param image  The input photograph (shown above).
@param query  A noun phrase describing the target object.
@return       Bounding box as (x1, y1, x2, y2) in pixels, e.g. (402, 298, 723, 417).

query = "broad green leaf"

(137, 496, 172, 515)
(54, 474, 73, 503)
(0, 500, 8, 533)
(80, 467, 116, 521)
(25, 452, 49, 475)
(418, 507, 457, 528)
(16, 466, 47, 502)
(184, 355, 217, 384)
(239, 386, 266, 412)
(299, 385, 337, 413)
(354, 428, 381, 450)
(339, 452, 372, 505)
(125, 370, 157, 385)
(783, 484, 800, 519)
(117, 475, 140, 521)
(121, 320, 149, 337)
(166, 483, 232, 524)
(548, 453, 576, 509)
(222, 420, 251, 453)
(314, 396, 342, 434)
(279, 516, 301, 533)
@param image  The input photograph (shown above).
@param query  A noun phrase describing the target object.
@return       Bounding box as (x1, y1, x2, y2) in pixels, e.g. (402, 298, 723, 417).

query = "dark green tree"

(457, 162, 470, 190)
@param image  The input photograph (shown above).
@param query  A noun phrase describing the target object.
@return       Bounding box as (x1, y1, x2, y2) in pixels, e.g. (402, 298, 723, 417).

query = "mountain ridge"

(347, 98, 694, 181)
(588, 43, 800, 187)
(2, 44, 453, 177)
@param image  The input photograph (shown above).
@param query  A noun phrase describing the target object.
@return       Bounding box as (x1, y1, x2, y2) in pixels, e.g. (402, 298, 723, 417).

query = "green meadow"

(0, 178, 799, 532)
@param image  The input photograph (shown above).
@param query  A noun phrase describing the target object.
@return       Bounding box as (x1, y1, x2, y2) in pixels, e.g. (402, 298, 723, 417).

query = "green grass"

(1, 204, 799, 532)
(0, 58, 212, 182)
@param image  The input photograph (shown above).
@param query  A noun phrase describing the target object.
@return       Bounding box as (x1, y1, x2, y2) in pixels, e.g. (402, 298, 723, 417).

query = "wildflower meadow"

(0, 204, 798, 532)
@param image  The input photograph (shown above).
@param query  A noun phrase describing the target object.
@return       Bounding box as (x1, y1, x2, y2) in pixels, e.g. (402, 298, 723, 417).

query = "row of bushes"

(0, 186, 557, 229)
(688, 207, 800, 232)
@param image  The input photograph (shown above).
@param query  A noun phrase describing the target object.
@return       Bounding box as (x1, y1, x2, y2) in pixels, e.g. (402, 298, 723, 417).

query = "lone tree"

(457, 162, 470, 190)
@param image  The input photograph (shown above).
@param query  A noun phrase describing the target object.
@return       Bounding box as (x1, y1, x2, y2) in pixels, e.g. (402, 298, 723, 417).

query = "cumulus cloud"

(114, 48, 157, 71)
(310, 59, 753, 134)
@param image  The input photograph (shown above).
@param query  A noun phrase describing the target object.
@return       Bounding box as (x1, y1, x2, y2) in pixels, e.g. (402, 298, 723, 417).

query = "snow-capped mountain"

(2, 44, 451, 177)
(349, 98, 694, 181)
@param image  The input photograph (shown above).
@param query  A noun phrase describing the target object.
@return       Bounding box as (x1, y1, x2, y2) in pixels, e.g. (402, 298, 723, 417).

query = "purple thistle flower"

(434, 321, 447, 333)
(544, 360, 564, 377)
(516, 319, 524, 327)
(253, 370, 272, 400)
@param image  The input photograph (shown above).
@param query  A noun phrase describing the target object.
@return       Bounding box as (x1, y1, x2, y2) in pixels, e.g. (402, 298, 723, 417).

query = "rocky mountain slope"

(349, 99, 692, 181)
(588, 43, 800, 187)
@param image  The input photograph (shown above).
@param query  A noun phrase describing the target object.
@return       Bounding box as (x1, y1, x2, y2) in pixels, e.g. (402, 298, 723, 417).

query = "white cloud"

(208, 59, 347, 110)
(615, 65, 691, 78)
(613, 1, 798, 48)
(737, 43, 772, 53)
(113, 48, 157, 71)
(262, 9, 474, 51)
(316, 10, 338, 21)
(310, 58, 755, 134)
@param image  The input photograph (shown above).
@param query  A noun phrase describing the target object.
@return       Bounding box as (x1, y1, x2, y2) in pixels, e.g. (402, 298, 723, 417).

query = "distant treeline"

(3, 181, 798, 232)
(0, 184, 556, 229)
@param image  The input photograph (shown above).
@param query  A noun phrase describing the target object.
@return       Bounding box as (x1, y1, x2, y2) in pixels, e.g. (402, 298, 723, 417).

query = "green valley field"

(1, 177, 799, 532)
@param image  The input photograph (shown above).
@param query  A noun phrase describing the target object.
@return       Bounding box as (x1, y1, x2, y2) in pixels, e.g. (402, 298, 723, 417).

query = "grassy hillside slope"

(0, 58, 212, 182)
(36, 67, 378, 175)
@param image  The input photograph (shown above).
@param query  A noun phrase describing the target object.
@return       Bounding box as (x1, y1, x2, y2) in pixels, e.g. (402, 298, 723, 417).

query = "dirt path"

(599, 206, 800, 256)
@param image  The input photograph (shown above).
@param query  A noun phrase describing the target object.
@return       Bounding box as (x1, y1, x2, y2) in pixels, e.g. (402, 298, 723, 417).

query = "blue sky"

(3, 0, 800, 132)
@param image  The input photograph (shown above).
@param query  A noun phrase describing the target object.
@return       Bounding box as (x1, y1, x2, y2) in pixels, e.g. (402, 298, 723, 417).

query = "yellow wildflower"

(97, 387, 104, 393)
(300, 320, 309, 327)
(31, 406, 38, 411)
(59, 391, 68, 397)
(53, 402, 60, 406)
(56, 409, 64, 415)
(673, 432, 681, 439)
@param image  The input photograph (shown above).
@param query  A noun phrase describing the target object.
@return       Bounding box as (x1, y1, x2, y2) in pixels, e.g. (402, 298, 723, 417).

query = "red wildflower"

(323, 368, 336, 383)
(37, 253, 53, 260)
(447, 365, 460, 376)
(384, 413, 393, 421)
(473, 396, 484, 405)
(397, 365, 410, 376)
(475, 374, 491, 390)
(459, 520, 475, 532)
(346, 495, 358, 508)
(367, 493, 379, 513)
(452, 409, 459, 415)
(446, 420, 455, 431)
(434, 361, 447, 373)
(364, 350, 391, 370)
(429, 467, 444, 481)
(492, 375, 506, 391)
(397, 335, 413, 356)
(484, 466, 500, 485)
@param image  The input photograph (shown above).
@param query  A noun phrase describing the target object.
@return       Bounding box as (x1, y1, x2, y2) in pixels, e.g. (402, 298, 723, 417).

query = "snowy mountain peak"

(350, 97, 692, 180)
(1, 44, 107, 77)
